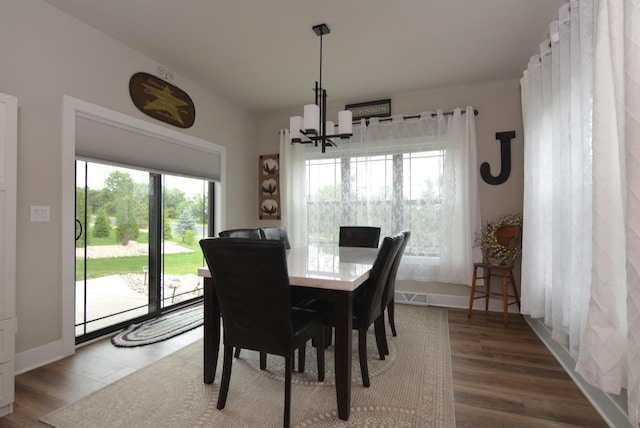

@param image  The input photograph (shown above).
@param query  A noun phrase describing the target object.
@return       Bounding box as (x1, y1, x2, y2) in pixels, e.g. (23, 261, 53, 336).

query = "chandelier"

(289, 23, 353, 153)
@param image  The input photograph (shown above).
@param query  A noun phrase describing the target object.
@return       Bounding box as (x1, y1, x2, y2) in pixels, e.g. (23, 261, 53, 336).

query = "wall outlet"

(30, 205, 50, 222)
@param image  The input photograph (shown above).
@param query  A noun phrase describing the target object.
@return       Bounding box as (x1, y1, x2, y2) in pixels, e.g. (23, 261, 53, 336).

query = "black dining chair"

(260, 227, 291, 249)
(339, 226, 381, 248)
(218, 228, 261, 239)
(222, 227, 304, 362)
(199, 238, 326, 428)
(305, 233, 404, 387)
(380, 230, 411, 355)
(219, 227, 264, 359)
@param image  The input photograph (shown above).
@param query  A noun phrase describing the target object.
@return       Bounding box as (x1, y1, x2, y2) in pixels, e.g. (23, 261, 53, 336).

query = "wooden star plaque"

(129, 72, 195, 128)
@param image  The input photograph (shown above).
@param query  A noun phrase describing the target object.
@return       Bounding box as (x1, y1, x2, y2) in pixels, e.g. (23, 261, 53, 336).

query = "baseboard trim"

(15, 340, 70, 375)
(395, 290, 519, 312)
(0, 403, 13, 418)
(525, 316, 631, 428)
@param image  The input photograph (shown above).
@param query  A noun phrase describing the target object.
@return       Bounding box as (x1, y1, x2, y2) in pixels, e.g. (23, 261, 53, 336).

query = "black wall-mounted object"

(481, 131, 515, 185)
(345, 99, 391, 121)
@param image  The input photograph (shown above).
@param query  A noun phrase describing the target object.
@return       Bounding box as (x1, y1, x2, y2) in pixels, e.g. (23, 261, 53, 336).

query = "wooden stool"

(468, 262, 521, 326)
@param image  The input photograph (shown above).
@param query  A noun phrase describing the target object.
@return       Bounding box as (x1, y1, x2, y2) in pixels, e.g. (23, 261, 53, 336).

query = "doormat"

(111, 304, 203, 347)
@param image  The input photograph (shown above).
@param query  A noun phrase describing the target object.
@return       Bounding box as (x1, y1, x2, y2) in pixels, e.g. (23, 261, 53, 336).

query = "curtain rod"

(279, 109, 480, 134)
(360, 108, 479, 124)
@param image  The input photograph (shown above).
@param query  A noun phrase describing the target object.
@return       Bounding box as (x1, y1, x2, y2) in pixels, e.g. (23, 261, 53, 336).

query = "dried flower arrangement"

(474, 213, 523, 264)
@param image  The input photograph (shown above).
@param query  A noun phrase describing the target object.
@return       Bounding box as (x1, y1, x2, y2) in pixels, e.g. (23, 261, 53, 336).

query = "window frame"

(62, 95, 226, 356)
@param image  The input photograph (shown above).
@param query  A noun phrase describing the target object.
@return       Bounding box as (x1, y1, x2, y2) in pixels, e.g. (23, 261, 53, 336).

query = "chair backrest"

(218, 228, 261, 239)
(495, 225, 521, 249)
(382, 230, 411, 307)
(354, 233, 404, 326)
(339, 226, 381, 248)
(495, 224, 521, 265)
(199, 238, 294, 356)
(259, 227, 291, 249)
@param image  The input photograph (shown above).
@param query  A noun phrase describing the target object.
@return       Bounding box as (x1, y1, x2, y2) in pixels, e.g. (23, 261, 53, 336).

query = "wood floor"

(0, 307, 608, 427)
(449, 308, 607, 428)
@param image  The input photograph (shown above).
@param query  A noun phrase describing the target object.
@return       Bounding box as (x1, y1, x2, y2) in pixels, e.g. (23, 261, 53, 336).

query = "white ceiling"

(43, 0, 565, 114)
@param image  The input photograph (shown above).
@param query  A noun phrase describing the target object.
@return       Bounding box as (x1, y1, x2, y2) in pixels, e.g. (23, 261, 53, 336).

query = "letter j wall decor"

(259, 154, 281, 219)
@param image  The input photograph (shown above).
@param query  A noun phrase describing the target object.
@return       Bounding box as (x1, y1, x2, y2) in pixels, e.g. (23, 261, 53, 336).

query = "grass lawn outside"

(76, 228, 205, 280)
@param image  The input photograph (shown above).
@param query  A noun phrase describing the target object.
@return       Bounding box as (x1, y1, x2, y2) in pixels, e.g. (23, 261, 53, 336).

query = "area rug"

(42, 305, 455, 427)
(111, 304, 203, 347)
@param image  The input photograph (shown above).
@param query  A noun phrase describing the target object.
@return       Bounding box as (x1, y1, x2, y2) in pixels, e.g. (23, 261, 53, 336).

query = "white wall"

(257, 79, 525, 227)
(0, 0, 257, 359)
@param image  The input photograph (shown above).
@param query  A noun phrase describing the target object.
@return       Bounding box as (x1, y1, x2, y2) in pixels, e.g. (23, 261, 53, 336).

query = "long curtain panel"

(521, 0, 639, 424)
(521, 0, 594, 356)
(279, 128, 308, 249)
(280, 107, 480, 285)
(575, 0, 627, 396)
(625, 0, 640, 422)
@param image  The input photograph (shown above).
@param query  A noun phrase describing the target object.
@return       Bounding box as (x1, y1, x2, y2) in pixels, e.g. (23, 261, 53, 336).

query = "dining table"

(197, 244, 378, 421)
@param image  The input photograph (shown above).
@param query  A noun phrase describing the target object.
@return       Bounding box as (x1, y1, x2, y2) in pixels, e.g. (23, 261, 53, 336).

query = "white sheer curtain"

(521, 0, 594, 358)
(439, 109, 481, 284)
(279, 129, 308, 249)
(521, 0, 639, 424)
(624, 0, 640, 422)
(280, 107, 480, 285)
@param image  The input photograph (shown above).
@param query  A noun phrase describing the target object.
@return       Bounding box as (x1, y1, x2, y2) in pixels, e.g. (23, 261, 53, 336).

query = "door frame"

(61, 96, 226, 356)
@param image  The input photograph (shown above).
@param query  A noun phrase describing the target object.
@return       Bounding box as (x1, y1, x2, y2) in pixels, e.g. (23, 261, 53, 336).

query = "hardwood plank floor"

(2, 327, 203, 428)
(450, 308, 607, 428)
(0, 307, 608, 427)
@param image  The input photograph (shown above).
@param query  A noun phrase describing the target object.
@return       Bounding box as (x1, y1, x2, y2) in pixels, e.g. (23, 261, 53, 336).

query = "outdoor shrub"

(184, 229, 196, 245)
(176, 207, 196, 243)
(163, 221, 173, 239)
(115, 204, 139, 245)
(93, 210, 111, 238)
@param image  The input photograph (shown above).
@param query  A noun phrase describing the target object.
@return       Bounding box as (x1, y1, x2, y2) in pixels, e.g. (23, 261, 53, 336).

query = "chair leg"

(502, 274, 509, 327)
(234, 347, 241, 358)
(468, 265, 478, 318)
(373, 317, 386, 360)
(260, 352, 267, 370)
(217, 345, 234, 410)
(284, 355, 292, 428)
(509, 269, 521, 311)
(376, 310, 389, 355)
(315, 332, 325, 382)
(297, 344, 306, 373)
(358, 329, 370, 387)
(485, 267, 492, 312)
(382, 318, 389, 355)
(388, 300, 397, 337)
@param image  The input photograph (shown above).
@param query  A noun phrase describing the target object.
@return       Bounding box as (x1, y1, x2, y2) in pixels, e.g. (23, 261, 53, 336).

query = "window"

(283, 111, 479, 284)
(306, 148, 445, 260)
(75, 160, 212, 342)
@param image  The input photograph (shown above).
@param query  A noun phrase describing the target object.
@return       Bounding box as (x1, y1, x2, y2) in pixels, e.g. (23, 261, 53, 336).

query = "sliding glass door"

(75, 160, 211, 343)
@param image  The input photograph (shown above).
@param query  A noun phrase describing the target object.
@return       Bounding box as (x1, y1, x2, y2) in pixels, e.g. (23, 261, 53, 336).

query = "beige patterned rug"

(41, 305, 455, 428)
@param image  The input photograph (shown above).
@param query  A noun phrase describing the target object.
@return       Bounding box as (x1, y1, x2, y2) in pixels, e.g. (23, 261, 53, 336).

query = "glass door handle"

(75, 219, 83, 241)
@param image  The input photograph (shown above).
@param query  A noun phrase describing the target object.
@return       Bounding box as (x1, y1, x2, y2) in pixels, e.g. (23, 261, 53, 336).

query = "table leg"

(291, 285, 355, 421)
(203, 276, 220, 384)
(333, 291, 353, 420)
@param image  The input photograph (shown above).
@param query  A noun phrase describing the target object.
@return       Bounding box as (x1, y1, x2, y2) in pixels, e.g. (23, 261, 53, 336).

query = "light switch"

(30, 205, 50, 222)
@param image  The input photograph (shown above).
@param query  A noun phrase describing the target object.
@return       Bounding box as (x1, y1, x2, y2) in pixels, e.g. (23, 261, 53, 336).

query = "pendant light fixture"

(289, 23, 353, 153)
